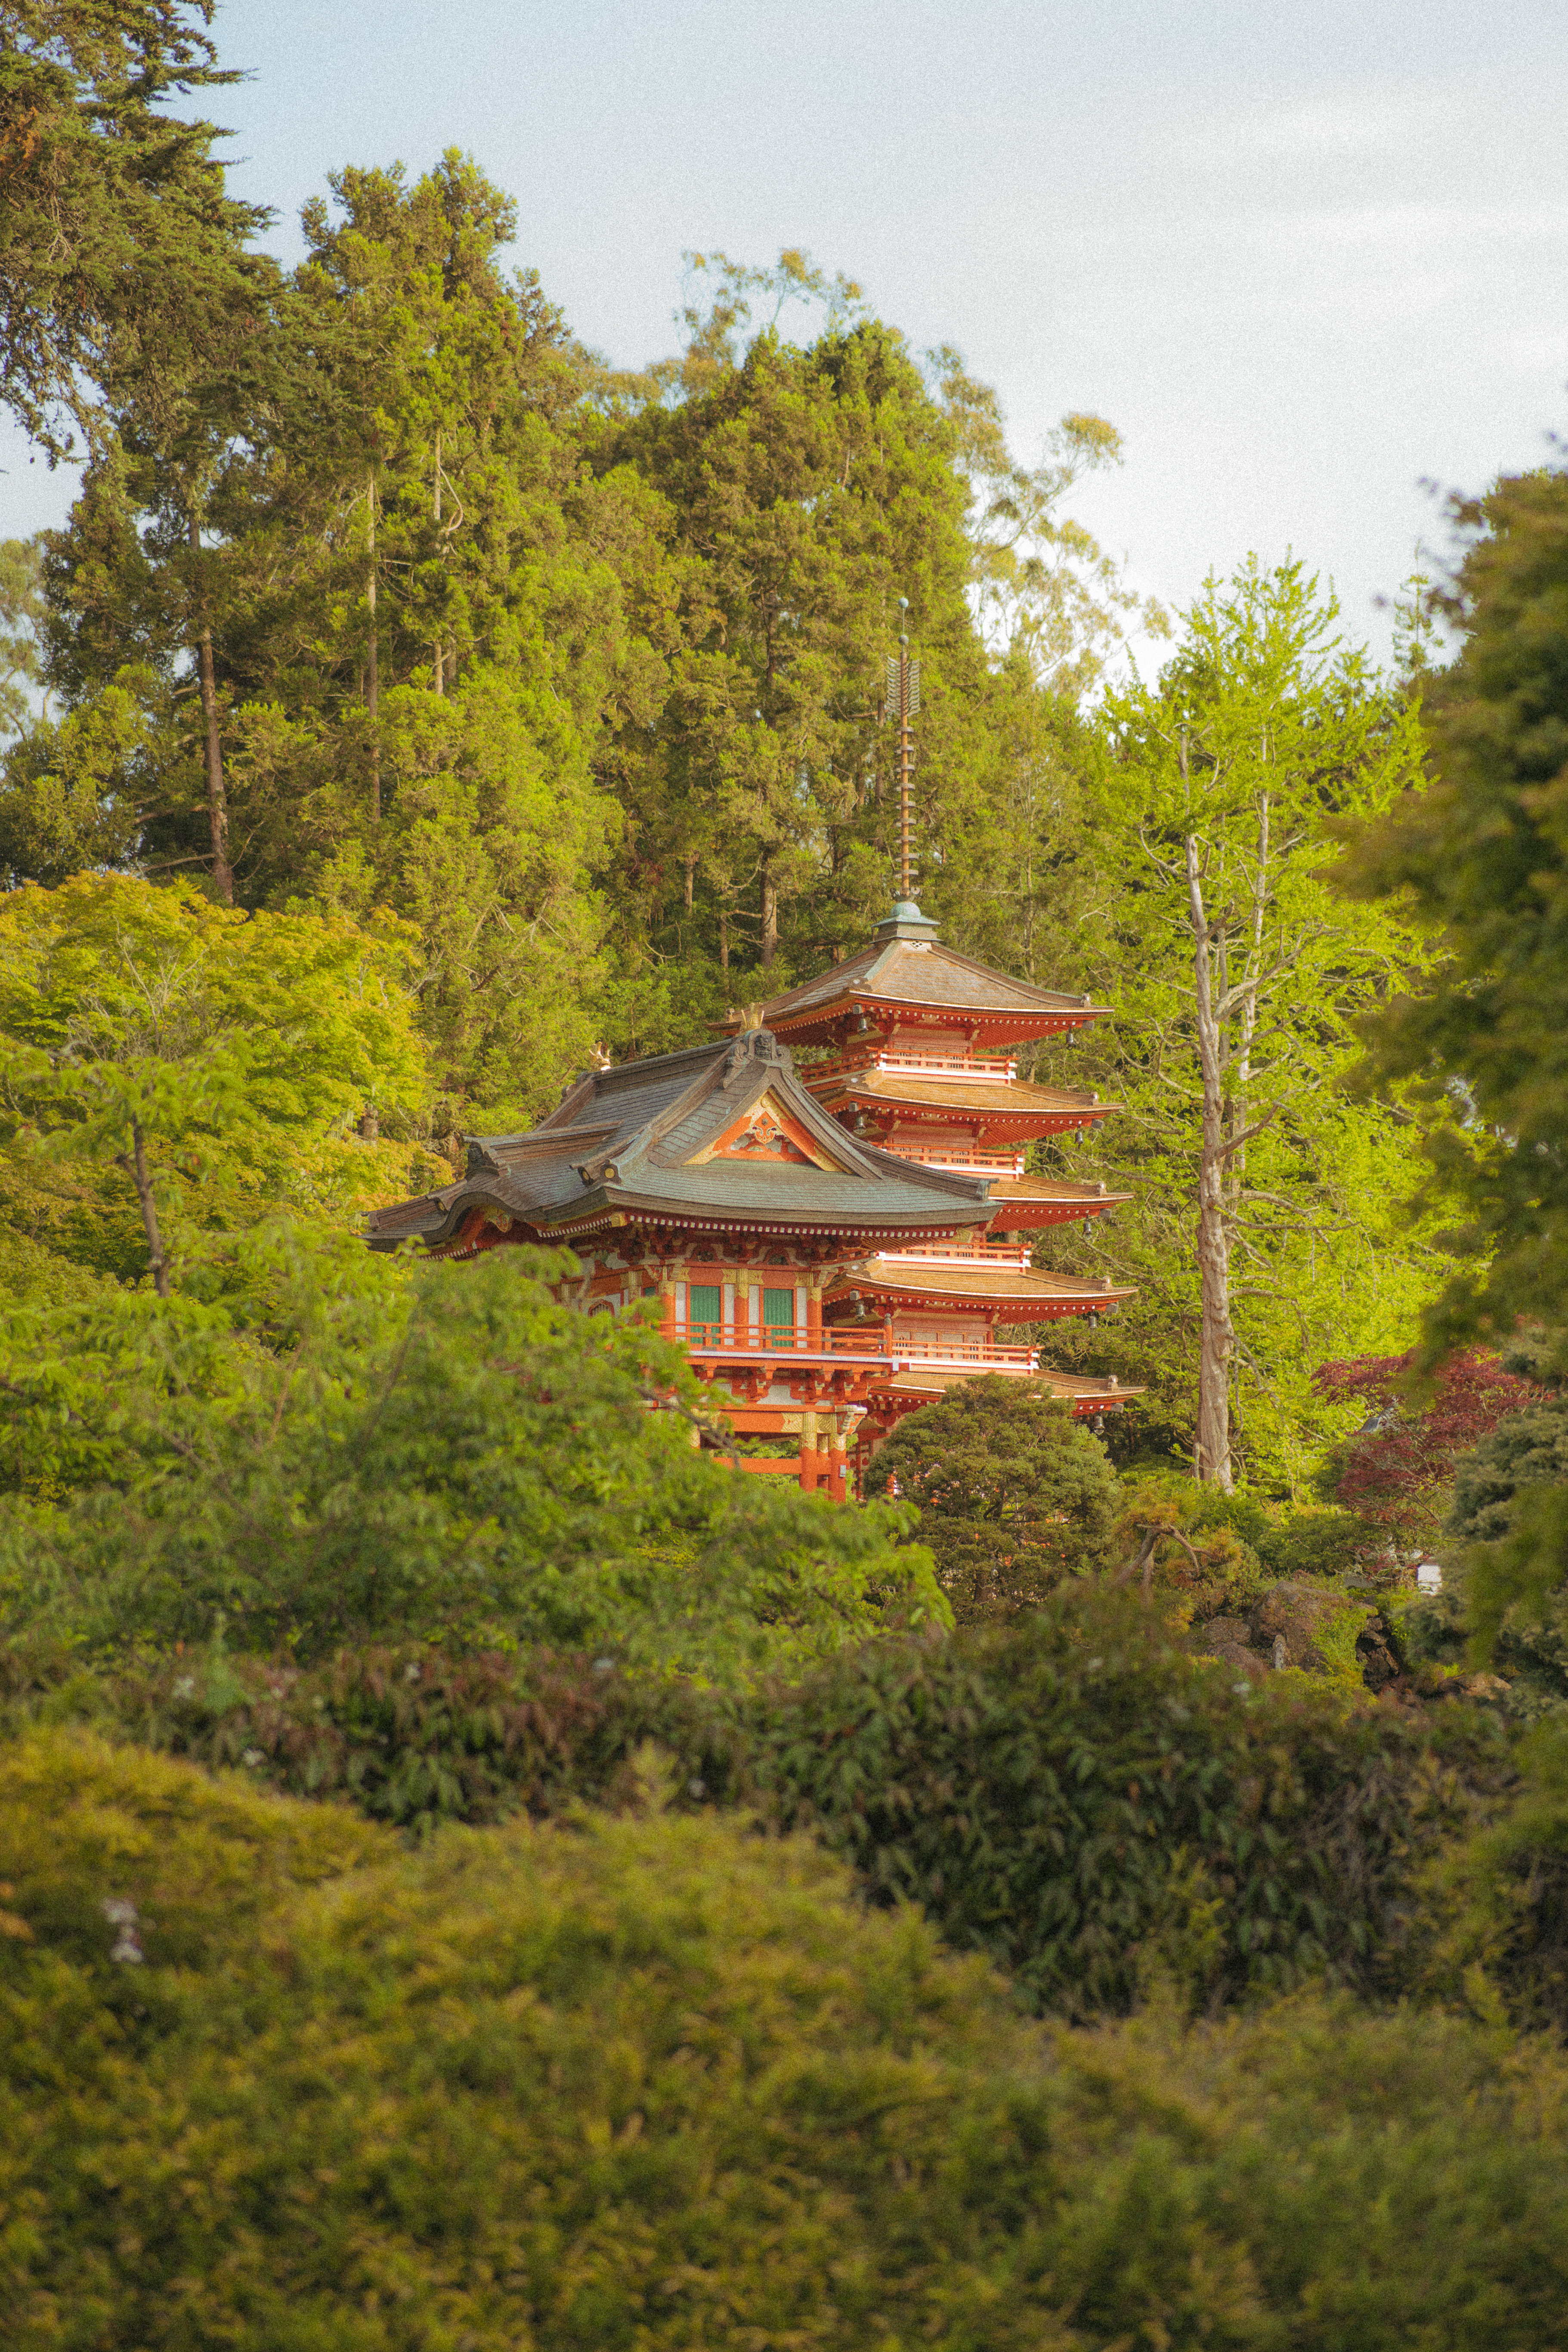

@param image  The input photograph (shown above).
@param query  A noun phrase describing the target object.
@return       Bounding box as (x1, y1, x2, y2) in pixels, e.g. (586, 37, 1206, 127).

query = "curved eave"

(826, 1271, 1134, 1315)
(536, 1188, 997, 1244)
(986, 1186, 1134, 1229)
(867, 1368, 1144, 1416)
(758, 999, 1110, 1049)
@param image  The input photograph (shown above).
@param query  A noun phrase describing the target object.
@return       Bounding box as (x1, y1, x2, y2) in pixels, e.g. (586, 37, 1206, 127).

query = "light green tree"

(1052, 560, 1446, 1488)
(0, 873, 436, 1288)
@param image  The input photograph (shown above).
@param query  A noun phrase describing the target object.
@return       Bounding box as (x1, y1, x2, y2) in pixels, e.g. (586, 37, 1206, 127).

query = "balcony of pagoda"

(885, 1142, 1028, 1177)
(803, 1048, 1019, 1088)
(680, 1321, 896, 1410)
(872, 1238, 1036, 1270)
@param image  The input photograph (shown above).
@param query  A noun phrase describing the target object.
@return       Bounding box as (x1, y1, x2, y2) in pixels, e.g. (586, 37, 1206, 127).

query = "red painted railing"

(681, 1322, 1039, 1372)
(806, 1050, 1017, 1085)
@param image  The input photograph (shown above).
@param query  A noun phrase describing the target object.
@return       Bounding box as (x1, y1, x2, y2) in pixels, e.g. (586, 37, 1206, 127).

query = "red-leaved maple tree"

(1313, 1350, 1542, 1549)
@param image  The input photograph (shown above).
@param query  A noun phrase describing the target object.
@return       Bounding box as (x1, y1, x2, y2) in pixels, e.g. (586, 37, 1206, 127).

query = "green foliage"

(1044, 560, 1450, 1485)
(0, 538, 44, 736)
(0, 873, 437, 1280)
(745, 1588, 1509, 2020)
(1425, 1718, 1568, 2032)
(862, 1375, 1118, 1621)
(1343, 467, 1568, 1358)
(0, 1238, 942, 1677)
(12, 1642, 742, 1838)
(5, 1729, 1567, 2348)
(0, 1, 271, 457)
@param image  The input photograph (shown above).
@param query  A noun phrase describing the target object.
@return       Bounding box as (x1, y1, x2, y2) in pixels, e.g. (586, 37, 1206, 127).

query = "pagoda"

(367, 1024, 1001, 1498)
(366, 628, 1137, 1494)
(716, 633, 1135, 1456)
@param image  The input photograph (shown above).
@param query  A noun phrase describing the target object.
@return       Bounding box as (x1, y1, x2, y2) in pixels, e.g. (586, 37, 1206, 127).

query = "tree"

(0, 1239, 943, 1673)
(1068, 560, 1439, 1489)
(0, 0, 269, 457)
(861, 1376, 1117, 1620)
(1342, 466, 1568, 1356)
(0, 873, 435, 1286)
(1313, 1346, 1543, 1552)
(929, 350, 1166, 699)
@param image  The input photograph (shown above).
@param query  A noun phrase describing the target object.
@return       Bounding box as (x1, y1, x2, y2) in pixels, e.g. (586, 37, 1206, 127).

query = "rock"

(1355, 1622, 1402, 1693)
(1247, 1580, 1349, 1675)
(1195, 1617, 1271, 1684)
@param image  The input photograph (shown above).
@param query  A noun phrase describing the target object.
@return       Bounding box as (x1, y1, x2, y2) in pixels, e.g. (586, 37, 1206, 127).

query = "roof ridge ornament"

(873, 897, 940, 944)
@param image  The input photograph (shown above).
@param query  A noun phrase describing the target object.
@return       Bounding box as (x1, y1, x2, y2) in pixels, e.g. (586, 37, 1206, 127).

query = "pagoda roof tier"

(368, 1027, 999, 1254)
(985, 1176, 1133, 1228)
(871, 1366, 1142, 1416)
(825, 1260, 1135, 1316)
(810, 1067, 1115, 1136)
(716, 919, 1108, 1048)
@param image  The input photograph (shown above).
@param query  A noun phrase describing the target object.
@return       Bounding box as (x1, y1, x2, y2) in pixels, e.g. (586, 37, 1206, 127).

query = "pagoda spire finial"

(884, 598, 922, 905)
(876, 600, 937, 943)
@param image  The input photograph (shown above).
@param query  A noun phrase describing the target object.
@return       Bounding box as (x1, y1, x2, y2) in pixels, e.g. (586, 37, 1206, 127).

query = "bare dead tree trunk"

(366, 474, 380, 822)
(1187, 830, 1234, 1488)
(188, 511, 233, 906)
(115, 1116, 170, 1299)
(683, 852, 697, 914)
(761, 860, 778, 969)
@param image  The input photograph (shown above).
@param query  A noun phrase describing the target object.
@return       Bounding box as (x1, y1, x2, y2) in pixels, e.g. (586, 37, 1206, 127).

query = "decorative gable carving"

(688, 1089, 854, 1173)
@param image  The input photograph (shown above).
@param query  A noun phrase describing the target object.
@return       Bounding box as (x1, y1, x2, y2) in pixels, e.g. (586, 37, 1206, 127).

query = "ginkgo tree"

(0, 874, 437, 1289)
(1082, 560, 1441, 1488)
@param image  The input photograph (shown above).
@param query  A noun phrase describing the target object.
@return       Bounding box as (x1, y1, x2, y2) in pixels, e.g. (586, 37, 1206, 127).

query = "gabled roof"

(368, 1028, 999, 1252)
(717, 905, 1109, 1046)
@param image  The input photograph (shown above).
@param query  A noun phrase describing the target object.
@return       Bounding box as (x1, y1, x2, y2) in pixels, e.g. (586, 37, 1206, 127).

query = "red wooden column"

(798, 1408, 820, 1493)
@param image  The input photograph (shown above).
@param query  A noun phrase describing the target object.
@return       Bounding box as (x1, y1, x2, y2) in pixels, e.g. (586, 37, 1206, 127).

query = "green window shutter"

(688, 1284, 721, 1329)
(762, 1286, 794, 1331)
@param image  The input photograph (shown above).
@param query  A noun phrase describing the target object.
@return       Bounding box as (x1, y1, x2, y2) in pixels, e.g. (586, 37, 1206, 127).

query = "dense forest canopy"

(0, 0, 1556, 1498)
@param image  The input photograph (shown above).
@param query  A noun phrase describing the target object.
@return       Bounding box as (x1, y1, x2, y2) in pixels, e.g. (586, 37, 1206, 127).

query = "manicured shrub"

(4, 1732, 1568, 2349)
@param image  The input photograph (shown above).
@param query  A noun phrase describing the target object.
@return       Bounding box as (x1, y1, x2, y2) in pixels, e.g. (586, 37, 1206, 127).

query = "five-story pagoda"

(718, 628, 1136, 1454)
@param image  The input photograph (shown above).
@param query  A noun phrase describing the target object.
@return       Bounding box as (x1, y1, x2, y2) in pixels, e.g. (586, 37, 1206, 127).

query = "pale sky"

(4, 0, 1565, 672)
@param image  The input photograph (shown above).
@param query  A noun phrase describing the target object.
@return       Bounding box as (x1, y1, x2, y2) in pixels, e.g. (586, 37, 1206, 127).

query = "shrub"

(1425, 1718, 1568, 2033)
(4, 1731, 1568, 2349)
(742, 1589, 1513, 2019)
(4, 1594, 1518, 2022)
(1313, 1347, 1543, 1551)
(95, 1643, 751, 1836)
(0, 1239, 943, 1679)
(861, 1376, 1118, 1622)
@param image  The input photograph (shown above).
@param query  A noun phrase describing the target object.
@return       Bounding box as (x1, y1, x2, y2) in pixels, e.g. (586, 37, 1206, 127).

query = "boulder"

(1246, 1580, 1349, 1674)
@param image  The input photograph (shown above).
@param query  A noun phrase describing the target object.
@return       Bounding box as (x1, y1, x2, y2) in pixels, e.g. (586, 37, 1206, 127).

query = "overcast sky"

(5, 0, 1564, 670)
